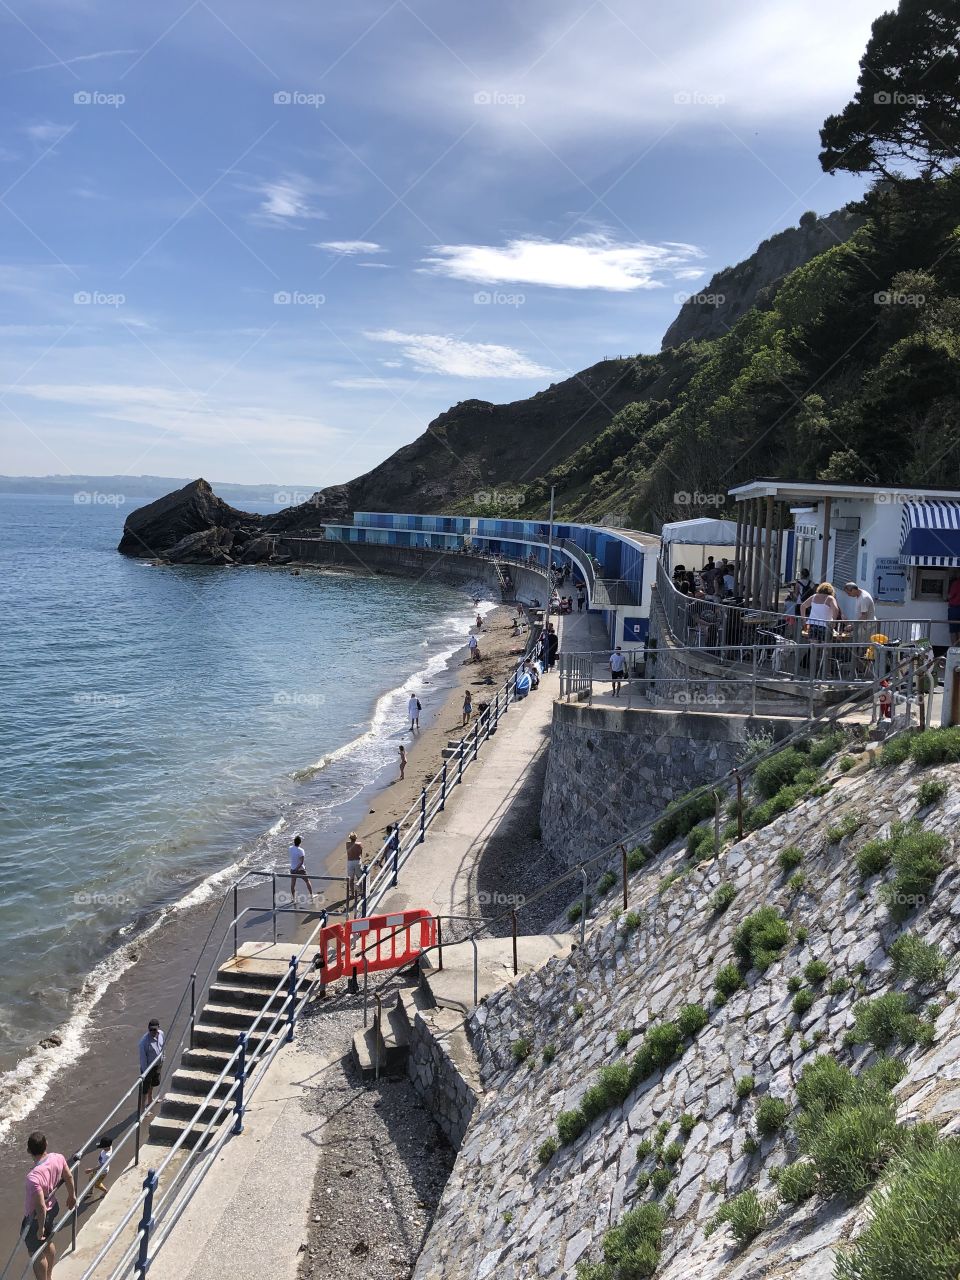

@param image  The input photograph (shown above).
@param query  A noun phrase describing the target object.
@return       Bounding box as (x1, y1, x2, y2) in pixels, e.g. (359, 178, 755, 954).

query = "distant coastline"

(0, 474, 320, 508)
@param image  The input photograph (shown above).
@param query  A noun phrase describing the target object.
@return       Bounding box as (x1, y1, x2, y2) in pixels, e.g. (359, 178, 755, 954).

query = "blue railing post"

(233, 1032, 247, 1135)
(287, 955, 298, 1042)
(360, 869, 368, 919)
(458, 739, 465, 784)
(440, 761, 447, 811)
(391, 839, 399, 888)
(494, 690, 500, 726)
(473, 721, 479, 761)
(135, 1169, 158, 1280)
(419, 787, 426, 843)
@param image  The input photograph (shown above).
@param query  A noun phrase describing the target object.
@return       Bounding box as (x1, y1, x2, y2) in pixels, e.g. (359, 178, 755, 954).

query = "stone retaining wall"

(540, 701, 801, 865)
(406, 1005, 483, 1150)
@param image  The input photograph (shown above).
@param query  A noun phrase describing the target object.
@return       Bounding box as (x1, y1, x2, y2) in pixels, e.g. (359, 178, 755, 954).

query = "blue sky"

(0, 0, 887, 487)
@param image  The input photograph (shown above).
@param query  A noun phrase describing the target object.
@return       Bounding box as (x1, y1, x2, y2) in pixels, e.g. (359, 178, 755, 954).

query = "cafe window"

(914, 568, 949, 601)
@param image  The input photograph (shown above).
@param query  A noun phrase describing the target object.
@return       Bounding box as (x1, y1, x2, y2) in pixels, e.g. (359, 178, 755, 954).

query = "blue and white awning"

(899, 501, 960, 567)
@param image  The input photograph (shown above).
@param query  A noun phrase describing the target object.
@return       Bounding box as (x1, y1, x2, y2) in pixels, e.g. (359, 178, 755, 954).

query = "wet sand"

(0, 605, 527, 1267)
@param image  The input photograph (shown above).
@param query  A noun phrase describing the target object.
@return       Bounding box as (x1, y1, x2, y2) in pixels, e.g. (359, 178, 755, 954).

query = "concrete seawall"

(540, 700, 804, 865)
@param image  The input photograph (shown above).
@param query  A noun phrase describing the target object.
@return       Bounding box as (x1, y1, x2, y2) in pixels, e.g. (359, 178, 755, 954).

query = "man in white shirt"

(839, 582, 877, 627)
(289, 834, 315, 902)
(468, 633, 481, 662)
(609, 646, 627, 696)
(407, 692, 420, 730)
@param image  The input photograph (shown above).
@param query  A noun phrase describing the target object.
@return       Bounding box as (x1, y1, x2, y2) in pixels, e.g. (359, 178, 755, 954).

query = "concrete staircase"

(149, 952, 315, 1148)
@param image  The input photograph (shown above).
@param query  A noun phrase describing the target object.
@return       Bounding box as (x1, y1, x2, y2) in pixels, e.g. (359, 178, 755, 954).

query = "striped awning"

(899, 501, 960, 567)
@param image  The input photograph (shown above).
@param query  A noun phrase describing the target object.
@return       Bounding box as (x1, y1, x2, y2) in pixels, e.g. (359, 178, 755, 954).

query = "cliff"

(660, 207, 863, 350)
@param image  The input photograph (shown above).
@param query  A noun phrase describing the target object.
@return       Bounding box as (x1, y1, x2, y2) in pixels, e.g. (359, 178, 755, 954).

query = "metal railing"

(557, 537, 639, 608)
(656, 558, 932, 654)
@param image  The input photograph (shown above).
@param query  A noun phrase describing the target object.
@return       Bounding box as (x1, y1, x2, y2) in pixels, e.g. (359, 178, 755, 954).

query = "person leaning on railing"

(801, 581, 842, 644)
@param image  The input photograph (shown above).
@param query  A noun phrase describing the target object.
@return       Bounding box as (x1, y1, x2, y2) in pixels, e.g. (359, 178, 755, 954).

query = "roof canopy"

(660, 516, 738, 545)
(900, 500, 960, 567)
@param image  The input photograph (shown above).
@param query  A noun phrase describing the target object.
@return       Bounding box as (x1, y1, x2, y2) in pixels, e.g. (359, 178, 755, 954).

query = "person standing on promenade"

(345, 832, 363, 905)
(83, 1137, 112, 1201)
(407, 692, 421, 731)
(609, 646, 626, 696)
(546, 625, 559, 670)
(21, 1131, 75, 1280)
(384, 823, 400, 874)
(138, 1019, 165, 1109)
(398, 744, 407, 781)
(288, 834, 315, 903)
(577, 586, 585, 613)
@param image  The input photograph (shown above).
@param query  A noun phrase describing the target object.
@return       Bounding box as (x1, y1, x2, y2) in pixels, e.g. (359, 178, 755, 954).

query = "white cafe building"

(728, 480, 960, 647)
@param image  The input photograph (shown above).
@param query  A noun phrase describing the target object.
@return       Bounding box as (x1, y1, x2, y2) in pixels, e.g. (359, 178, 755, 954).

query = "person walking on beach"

(398, 744, 407, 781)
(468, 633, 481, 663)
(462, 690, 473, 726)
(475, 612, 483, 630)
(288, 834, 315, 903)
(609, 646, 626, 696)
(83, 1138, 111, 1201)
(138, 1019, 165, 1109)
(21, 1131, 75, 1280)
(407, 692, 421, 731)
(345, 832, 363, 904)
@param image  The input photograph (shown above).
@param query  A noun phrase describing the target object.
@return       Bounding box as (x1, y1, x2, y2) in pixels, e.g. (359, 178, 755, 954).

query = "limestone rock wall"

(414, 752, 960, 1280)
(407, 1004, 482, 1150)
(540, 702, 800, 865)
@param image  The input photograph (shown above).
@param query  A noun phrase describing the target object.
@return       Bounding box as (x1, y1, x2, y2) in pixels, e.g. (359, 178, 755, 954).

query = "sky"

(0, 0, 890, 488)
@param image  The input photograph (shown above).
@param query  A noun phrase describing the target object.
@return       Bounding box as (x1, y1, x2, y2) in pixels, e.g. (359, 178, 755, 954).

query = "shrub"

(889, 931, 948, 987)
(744, 782, 808, 832)
(708, 1190, 771, 1246)
(755, 1096, 790, 1137)
(788, 975, 803, 993)
(777, 1159, 817, 1203)
(687, 823, 716, 860)
(881, 826, 948, 921)
(808, 730, 846, 767)
(658, 867, 689, 893)
(511, 1038, 532, 1062)
(573, 1001, 585, 1019)
(733, 907, 790, 972)
(878, 731, 915, 768)
(615, 1028, 632, 1050)
(735, 1075, 755, 1100)
(803, 1100, 902, 1197)
(557, 1109, 587, 1145)
(626, 845, 649, 872)
(636, 1139, 654, 1159)
(795, 926, 809, 944)
(715, 963, 744, 999)
(743, 1134, 759, 1155)
(679, 1113, 697, 1138)
(581, 1062, 634, 1122)
(839, 755, 856, 773)
(597, 870, 618, 895)
(677, 1003, 709, 1039)
(851, 993, 921, 1052)
(916, 777, 949, 808)
(711, 882, 737, 913)
(537, 1136, 558, 1165)
(909, 725, 960, 767)
(789, 872, 806, 894)
(856, 838, 891, 880)
(792, 988, 815, 1017)
(663, 1141, 684, 1165)
(622, 909, 644, 932)
(796, 1054, 856, 1117)
(834, 1138, 960, 1280)
(805, 958, 829, 985)
(597, 1202, 665, 1279)
(778, 845, 804, 873)
(568, 896, 592, 923)
(650, 790, 717, 852)
(826, 813, 863, 844)
(632, 1021, 683, 1081)
(753, 747, 810, 799)
(829, 976, 850, 996)
(543, 1043, 556, 1065)
(650, 1167, 673, 1194)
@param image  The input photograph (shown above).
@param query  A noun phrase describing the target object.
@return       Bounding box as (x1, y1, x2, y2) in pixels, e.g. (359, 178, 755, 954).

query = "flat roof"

(729, 479, 960, 502)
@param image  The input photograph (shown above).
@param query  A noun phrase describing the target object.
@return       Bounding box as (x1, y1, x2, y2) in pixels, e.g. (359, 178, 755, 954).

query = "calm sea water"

(0, 494, 484, 1133)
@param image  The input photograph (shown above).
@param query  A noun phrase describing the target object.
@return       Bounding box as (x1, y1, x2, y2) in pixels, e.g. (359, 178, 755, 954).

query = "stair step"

(206, 981, 296, 1010)
(191, 1022, 274, 1052)
(180, 1046, 235, 1074)
(167, 1067, 236, 1099)
(148, 1115, 216, 1150)
(351, 1025, 406, 1080)
(158, 1090, 237, 1124)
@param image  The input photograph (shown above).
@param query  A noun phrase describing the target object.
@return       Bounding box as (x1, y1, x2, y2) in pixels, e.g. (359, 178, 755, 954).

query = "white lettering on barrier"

(386, 914, 404, 926)
(351, 920, 371, 932)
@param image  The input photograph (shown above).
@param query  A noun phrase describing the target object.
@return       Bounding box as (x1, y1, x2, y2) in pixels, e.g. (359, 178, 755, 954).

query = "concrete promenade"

(56, 639, 563, 1280)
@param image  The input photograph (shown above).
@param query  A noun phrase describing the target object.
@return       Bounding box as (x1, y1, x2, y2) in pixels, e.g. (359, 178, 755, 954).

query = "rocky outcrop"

(117, 479, 250, 558)
(661, 207, 864, 350)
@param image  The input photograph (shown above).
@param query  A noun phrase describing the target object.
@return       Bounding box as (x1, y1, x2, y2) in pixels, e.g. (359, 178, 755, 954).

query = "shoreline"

(0, 597, 522, 1265)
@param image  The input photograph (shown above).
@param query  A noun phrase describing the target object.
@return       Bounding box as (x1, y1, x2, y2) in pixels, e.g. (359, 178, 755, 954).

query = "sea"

(0, 493, 489, 1141)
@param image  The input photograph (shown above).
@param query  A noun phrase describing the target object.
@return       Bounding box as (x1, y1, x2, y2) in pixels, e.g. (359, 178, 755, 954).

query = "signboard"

(622, 616, 648, 643)
(874, 556, 907, 605)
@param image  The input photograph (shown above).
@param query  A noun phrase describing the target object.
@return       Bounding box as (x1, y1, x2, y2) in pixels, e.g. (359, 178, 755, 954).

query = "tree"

(819, 0, 960, 180)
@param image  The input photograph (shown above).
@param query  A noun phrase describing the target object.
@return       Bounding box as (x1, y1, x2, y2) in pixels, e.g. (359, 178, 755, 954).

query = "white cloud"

(24, 122, 73, 146)
(314, 240, 384, 255)
(332, 376, 415, 389)
(366, 329, 556, 379)
(423, 233, 705, 292)
(251, 175, 326, 226)
(13, 49, 138, 75)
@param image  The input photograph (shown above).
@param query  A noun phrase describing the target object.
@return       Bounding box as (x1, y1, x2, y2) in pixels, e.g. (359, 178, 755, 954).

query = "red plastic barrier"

(314, 921, 348, 982)
(342, 909, 437, 977)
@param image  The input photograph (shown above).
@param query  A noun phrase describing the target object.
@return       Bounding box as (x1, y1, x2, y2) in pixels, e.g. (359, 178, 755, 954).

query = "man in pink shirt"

(21, 1132, 75, 1278)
